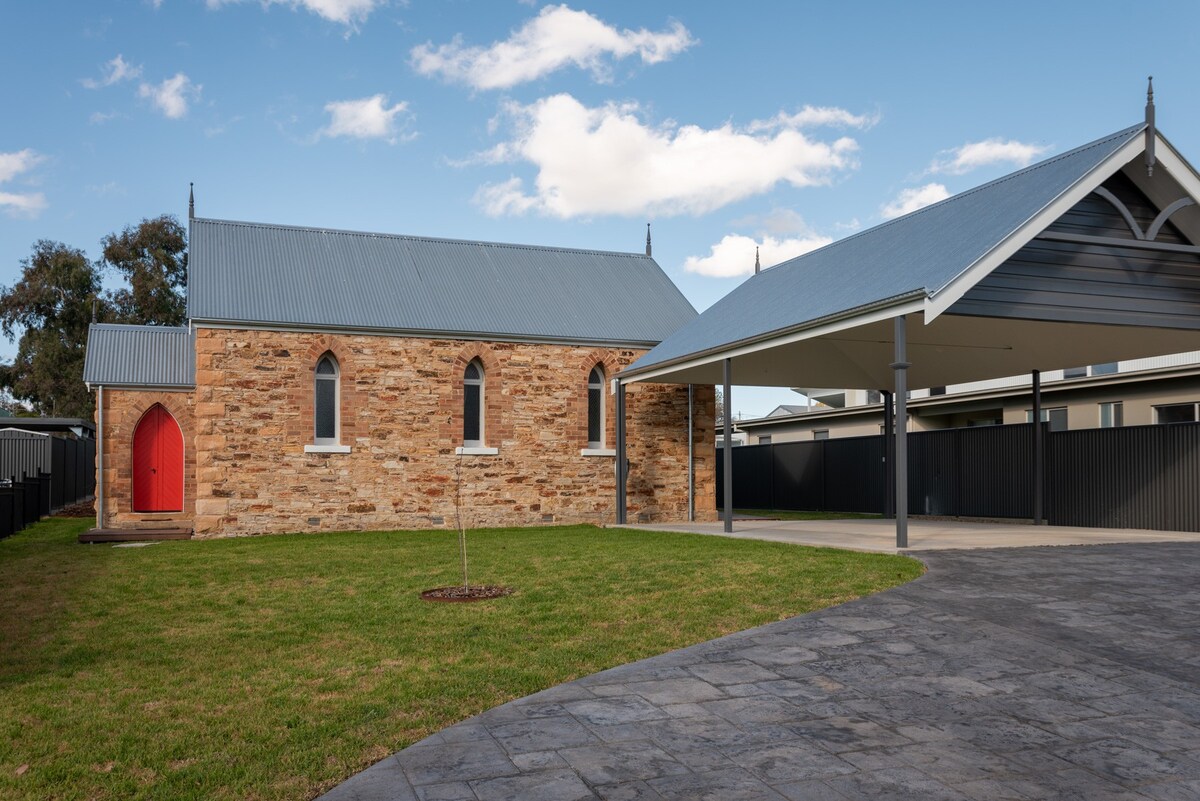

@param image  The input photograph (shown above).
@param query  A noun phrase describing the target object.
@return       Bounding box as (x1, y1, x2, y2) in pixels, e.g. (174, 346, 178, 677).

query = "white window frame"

(305, 354, 351, 454)
(586, 365, 606, 450)
(456, 359, 497, 455)
(1155, 402, 1199, 425)
(1098, 401, 1123, 428)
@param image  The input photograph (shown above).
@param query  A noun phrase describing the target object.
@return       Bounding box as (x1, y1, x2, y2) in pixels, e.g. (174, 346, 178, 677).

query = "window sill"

(304, 444, 351, 454)
(455, 446, 499, 456)
(580, 448, 616, 457)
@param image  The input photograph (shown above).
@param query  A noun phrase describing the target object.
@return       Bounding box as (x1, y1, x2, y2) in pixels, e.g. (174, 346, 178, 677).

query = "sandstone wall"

(176, 328, 715, 537)
(96, 388, 196, 530)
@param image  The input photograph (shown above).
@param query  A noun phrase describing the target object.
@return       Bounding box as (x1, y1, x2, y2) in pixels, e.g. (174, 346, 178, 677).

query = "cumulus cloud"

(206, 0, 384, 27)
(684, 232, 832, 278)
(928, 138, 1049, 175)
(880, 183, 950, 220)
(82, 54, 142, 89)
(319, 94, 412, 143)
(473, 94, 861, 218)
(138, 73, 200, 119)
(0, 149, 48, 218)
(411, 5, 695, 90)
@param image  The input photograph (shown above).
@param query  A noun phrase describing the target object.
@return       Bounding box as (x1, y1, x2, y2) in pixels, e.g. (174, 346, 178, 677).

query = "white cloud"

(319, 94, 411, 143)
(138, 73, 200, 119)
(928, 138, 1049, 175)
(82, 54, 141, 89)
(880, 183, 950, 220)
(474, 94, 861, 218)
(411, 4, 695, 90)
(0, 149, 48, 218)
(747, 105, 879, 133)
(206, 0, 384, 26)
(684, 233, 832, 278)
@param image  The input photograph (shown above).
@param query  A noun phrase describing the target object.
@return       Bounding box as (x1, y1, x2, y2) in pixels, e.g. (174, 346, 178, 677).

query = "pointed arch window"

(463, 360, 484, 447)
(315, 354, 339, 445)
(588, 366, 605, 449)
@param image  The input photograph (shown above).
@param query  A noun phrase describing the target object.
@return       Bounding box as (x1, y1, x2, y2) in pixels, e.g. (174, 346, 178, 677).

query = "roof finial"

(645, 222, 652, 257)
(1145, 76, 1156, 177)
(188, 182, 195, 220)
(754, 246, 760, 275)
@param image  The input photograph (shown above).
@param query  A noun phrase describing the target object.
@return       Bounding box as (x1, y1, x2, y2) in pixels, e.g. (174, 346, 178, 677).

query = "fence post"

(1032, 369, 1045, 524)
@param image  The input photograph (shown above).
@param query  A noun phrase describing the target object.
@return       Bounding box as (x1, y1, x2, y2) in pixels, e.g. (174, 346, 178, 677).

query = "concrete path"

(318, 543, 1200, 800)
(623, 517, 1200, 553)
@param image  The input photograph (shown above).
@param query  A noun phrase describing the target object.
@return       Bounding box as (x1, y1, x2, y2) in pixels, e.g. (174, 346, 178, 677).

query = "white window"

(314, 355, 339, 444)
(1099, 402, 1123, 428)
(813, 430, 829, 440)
(1156, 403, 1198, 424)
(758, 435, 772, 445)
(1026, 407, 1068, 432)
(463, 360, 484, 446)
(587, 366, 605, 449)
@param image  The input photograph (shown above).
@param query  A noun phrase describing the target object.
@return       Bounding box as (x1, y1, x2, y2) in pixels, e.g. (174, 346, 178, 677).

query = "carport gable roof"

(623, 123, 1150, 380)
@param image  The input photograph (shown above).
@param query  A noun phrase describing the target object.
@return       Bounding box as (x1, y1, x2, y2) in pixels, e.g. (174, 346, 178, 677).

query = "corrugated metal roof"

(188, 220, 697, 345)
(629, 124, 1146, 374)
(83, 324, 195, 387)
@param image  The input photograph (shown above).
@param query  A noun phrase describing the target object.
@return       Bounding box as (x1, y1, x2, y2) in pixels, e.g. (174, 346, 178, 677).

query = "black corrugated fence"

(0, 430, 95, 539)
(717, 421, 1200, 532)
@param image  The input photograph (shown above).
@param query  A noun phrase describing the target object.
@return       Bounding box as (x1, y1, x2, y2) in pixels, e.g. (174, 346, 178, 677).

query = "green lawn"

(0, 517, 921, 801)
(735, 509, 883, 521)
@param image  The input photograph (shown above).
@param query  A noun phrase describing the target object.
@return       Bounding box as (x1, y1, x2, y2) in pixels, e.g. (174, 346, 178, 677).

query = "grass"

(0, 517, 921, 801)
(735, 509, 883, 521)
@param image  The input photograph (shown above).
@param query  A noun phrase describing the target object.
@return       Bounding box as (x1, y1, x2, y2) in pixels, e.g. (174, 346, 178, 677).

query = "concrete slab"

(615, 517, 1200, 552)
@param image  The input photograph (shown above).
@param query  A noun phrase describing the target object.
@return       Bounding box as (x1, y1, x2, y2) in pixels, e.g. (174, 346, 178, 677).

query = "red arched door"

(132, 404, 184, 513)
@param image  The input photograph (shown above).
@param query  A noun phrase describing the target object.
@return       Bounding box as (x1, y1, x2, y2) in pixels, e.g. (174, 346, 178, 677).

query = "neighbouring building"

(738, 353, 1200, 443)
(83, 218, 716, 538)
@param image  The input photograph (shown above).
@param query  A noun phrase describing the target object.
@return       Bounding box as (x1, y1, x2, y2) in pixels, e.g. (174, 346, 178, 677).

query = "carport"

(615, 94, 1200, 547)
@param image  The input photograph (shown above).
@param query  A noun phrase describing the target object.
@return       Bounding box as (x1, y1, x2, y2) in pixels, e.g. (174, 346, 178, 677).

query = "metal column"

(616, 382, 627, 524)
(1032, 369, 1044, 525)
(892, 317, 909, 549)
(96, 385, 104, 528)
(722, 358, 733, 534)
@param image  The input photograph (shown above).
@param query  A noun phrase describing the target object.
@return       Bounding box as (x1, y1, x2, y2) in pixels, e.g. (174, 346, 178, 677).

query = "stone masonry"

(98, 328, 715, 537)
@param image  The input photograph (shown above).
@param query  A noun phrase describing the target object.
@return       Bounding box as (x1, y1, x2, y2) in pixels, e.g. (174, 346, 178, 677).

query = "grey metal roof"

(188, 219, 697, 345)
(83, 324, 195, 388)
(629, 124, 1146, 374)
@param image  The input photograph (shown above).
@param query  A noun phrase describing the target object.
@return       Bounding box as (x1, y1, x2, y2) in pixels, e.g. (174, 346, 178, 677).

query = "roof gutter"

(618, 291, 928, 385)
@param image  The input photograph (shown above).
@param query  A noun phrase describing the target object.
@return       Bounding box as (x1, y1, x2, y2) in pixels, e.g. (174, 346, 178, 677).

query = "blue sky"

(2, 0, 1199, 417)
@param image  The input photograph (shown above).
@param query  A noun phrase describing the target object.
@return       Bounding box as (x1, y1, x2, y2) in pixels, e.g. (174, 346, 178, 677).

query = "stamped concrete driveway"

(319, 543, 1200, 801)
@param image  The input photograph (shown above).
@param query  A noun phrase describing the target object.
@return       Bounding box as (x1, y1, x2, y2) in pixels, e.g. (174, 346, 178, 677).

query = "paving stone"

(825, 767, 971, 800)
(686, 659, 783, 685)
(646, 767, 788, 800)
(564, 695, 668, 726)
(593, 780, 662, 801)
(557, 742, 689, 785)
(469, 768, 595, 801)
(509, 751, 567, 772)
(622, 677, 726, 705)
(1053, 737, 1196, 785)
(415, 782, 475, 801)
(400, 741, 518, 787)
(787, 716, 912, 753)
(488, 716, 598, 754)
(774, 778, 854, 800)
(316, 756, 417, 801)
(1140, 779, 1200, 800)
(723, 740, 857, 782)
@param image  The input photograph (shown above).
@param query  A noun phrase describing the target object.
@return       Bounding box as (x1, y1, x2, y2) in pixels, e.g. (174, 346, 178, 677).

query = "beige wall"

(99, 328, 715, 537)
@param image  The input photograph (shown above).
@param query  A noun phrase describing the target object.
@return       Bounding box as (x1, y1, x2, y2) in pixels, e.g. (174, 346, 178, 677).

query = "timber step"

(79, 528, 193, 544)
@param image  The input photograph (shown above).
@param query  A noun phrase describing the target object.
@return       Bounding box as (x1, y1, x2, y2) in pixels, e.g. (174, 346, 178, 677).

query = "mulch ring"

(420, 585, 514, 603)
(56, 501, 97, 518)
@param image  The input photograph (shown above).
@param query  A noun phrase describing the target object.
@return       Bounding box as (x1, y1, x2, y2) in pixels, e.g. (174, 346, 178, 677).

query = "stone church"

(83, 216, 716, 538)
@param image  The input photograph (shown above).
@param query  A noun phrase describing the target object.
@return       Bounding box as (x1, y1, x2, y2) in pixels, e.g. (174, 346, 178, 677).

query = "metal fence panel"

(720, 420, 1200, 532)
(823, 436, 885, 513)
(772, 441, 825, 511)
